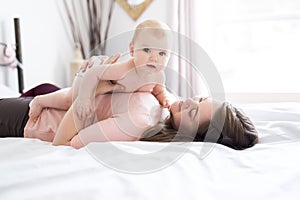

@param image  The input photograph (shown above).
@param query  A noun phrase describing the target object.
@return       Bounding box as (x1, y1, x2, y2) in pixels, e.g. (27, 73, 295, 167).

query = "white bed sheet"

(0, 102, 300, 200)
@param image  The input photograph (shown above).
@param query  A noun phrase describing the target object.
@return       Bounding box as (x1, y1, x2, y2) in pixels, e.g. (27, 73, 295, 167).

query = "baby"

(29, 19, 173, 122)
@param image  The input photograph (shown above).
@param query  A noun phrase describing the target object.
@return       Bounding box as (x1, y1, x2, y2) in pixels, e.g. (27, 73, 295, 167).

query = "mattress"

(0, 102, 300, 200)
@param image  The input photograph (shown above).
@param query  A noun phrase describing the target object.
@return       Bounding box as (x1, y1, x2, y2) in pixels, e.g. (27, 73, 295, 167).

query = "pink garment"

(24, 108, 65, 142)
(24, 92, 163, 148)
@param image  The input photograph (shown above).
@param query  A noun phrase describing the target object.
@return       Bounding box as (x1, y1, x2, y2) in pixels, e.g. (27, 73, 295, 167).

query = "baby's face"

(132, 29, 171, 72)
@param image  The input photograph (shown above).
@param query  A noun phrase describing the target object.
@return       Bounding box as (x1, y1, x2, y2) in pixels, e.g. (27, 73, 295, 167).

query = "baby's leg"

(70, 75, 82, 101)
(52, 105, 78, 146)
(52, 103, 95, 146)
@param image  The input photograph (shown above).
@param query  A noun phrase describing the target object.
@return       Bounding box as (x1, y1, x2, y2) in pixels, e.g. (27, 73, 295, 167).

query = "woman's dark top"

(0, 97, 32, 137)
(0, 83, 60, 137)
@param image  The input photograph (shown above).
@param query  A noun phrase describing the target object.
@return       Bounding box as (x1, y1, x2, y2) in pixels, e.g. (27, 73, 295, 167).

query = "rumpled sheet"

(0, 102, 300, 200)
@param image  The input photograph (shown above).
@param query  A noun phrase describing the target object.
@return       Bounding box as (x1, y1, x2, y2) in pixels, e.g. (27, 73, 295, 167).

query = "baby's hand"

(29, 97, 43, 121)
(155, 92, 171, 109)
(162, 99, 171, 110)
(73, 97, 94, 120)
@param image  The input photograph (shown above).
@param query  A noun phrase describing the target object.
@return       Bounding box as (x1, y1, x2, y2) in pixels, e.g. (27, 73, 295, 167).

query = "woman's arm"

(34, 88, 72, 109)
(29, 88, 72, 121)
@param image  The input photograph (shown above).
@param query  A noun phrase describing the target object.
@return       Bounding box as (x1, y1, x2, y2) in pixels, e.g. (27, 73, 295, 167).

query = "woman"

(141, 97, 258, 150)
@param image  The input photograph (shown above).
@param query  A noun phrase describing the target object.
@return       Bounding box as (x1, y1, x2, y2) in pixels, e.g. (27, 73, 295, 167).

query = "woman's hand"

(28, 96, 43, 122)
(78, 54, 121, 73)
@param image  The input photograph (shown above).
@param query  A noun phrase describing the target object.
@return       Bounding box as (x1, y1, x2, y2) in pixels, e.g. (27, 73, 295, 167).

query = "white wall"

(0, 0, 72, 91)
(0, 0, 173, 92)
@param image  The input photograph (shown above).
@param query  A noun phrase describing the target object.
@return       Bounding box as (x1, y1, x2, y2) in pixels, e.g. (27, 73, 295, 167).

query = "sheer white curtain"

(165, 0, 208, 99)
(167, 0, 300, 102)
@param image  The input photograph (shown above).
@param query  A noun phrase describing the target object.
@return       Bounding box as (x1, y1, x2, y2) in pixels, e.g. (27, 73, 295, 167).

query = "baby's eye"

(159, 51, 167, 56)
(143, 48, 151, 53)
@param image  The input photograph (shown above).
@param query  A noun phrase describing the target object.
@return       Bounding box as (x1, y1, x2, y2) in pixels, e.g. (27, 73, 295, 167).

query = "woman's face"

(170, 97, 213, 134)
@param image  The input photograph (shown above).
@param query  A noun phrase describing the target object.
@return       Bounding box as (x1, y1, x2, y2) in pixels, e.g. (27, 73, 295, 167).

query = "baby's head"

(130, 19, 172, 71)
(132, 19, 171, 43)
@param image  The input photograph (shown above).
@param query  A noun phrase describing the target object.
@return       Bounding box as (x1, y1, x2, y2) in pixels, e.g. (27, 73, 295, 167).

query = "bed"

(0, 96, 300, 199)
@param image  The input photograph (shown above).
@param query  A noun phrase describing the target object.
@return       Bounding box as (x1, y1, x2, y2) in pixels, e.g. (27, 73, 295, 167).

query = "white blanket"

(1, 102, 300, 200)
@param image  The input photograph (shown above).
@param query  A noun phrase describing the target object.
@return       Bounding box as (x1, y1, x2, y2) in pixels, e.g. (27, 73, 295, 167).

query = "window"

(193, 0, 300, 94)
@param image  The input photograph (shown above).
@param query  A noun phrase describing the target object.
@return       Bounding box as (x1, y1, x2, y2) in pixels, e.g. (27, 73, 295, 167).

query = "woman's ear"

(129, 42, 134, 57)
